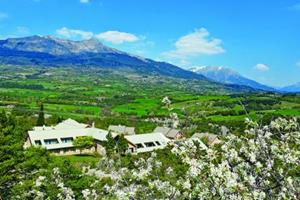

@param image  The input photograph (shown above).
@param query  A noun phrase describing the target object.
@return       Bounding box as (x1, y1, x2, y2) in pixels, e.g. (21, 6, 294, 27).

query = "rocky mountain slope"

(0, 36, 207, 80)
(190, 66, 276, 92)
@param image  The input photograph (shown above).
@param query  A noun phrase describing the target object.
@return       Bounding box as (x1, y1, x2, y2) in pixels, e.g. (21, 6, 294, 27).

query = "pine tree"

(0, 110, 7, 129)
(0, 112, 24, 198)
(104, 131, 116, 158)
(116, 134, 128, 155)
(36, 103, 45, 126)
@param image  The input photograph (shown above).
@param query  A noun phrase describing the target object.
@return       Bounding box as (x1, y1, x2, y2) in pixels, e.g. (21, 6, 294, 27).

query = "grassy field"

(113, 98, 168, 117)
(0, 65, 299, 134)
(50, 154, 101, 168)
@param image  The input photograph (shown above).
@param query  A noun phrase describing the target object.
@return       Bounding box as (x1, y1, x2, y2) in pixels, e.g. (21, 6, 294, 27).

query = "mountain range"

(0, 35, 207, 81)
(280, 82, 300, 93)
(0, 35, 298, 93)
(190, 66, 276, 92)
(190, 66, 300, 93)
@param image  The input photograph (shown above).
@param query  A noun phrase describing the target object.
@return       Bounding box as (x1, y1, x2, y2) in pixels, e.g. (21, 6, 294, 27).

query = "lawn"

(274, 109, 300, 116)
(113, 98, 163, 117)
(51, 154, 101, 168)
(208, 112, 257, 122)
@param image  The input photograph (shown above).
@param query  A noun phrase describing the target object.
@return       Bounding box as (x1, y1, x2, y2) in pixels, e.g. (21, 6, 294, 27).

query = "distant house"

(124, 132, 170, 153)
(191, 133, 221, 146)
(220, 126, 229, 136)
(153, 126, 183, 140)
(24, 119, 108, 155)
(108, 125, 135, 135)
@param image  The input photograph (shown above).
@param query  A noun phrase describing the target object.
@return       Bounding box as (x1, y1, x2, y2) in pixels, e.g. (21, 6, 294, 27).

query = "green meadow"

(0, 65, 299, 133)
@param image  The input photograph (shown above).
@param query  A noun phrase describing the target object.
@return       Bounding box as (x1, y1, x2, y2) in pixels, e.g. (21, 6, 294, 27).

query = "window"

(144, 142, 156, 147)
(136, 143, 144, 149)
(34, 140, 42, 145)
(155, 141, 161, 146)
(129, 147, 135, 153)
(61, 137, 73, 143)
(44, 138, 59, 145)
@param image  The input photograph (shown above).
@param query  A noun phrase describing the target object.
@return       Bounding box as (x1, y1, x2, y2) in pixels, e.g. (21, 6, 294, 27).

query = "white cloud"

(290, 3, 300, 11)
(163, 28, 225, 59)
(0, 12, 8, 20)
(0, 26, 30, 39)
(80, 0, 89, 3)
(56, 27, 139, 44)
(95, 31, 139, 44)
(56, 27, 93, 40)
(16, 26, 30, 35)
(254, 63, 269, 72)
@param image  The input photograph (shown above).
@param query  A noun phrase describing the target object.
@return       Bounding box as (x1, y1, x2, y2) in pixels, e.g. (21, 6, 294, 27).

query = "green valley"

(0, 65, 299, 134)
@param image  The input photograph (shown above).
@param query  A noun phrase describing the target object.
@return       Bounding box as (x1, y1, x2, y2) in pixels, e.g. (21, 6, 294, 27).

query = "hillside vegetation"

(0, 64, 300, 199)
(0, 65, 299, 133)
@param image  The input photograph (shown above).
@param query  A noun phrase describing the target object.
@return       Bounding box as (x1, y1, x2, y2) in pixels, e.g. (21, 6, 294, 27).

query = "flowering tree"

(169, 112, 179, 128)
(4, 117, 300, 199)
(79, 118, 300, 199)
(170, 117, 300, 199)
(162, 96, 171, 110)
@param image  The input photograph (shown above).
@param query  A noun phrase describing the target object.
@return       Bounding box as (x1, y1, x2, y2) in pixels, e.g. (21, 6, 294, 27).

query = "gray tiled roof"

(153, 127, 170, 134)
(108, 125, 135, 135)
(125, 132, 170, 153)
(166, 129, 180, 138)
(191, 133, 219, 144)
(154, 126, 181, 139)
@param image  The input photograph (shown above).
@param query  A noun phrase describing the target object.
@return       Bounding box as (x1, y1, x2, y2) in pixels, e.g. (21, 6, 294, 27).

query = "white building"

(25, 119, 108, 155)
(125, 132, 170, 153)
(25, 119, 171, 155)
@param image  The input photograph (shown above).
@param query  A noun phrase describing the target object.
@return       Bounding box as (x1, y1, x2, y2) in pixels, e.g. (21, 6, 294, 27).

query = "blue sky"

(0, 0, 300, 86)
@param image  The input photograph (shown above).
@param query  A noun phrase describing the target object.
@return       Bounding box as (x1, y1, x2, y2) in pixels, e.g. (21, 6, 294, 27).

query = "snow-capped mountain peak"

(190, 66, 275, 91)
